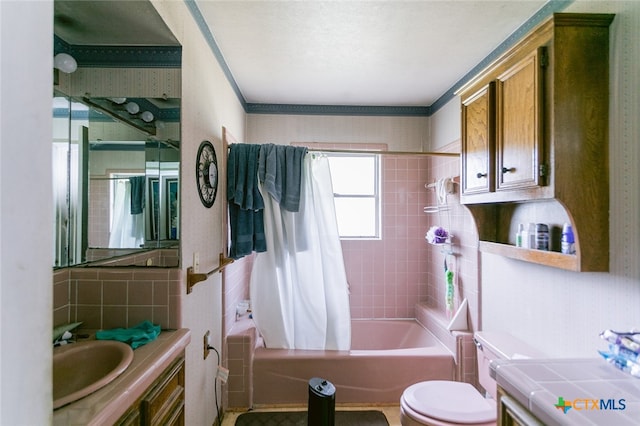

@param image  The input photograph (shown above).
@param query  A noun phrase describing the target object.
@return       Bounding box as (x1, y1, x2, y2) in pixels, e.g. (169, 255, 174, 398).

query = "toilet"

(400, 331, 544, 426)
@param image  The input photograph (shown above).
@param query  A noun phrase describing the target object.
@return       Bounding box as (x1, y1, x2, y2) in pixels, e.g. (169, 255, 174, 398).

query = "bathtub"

(251, 319, 455, 406)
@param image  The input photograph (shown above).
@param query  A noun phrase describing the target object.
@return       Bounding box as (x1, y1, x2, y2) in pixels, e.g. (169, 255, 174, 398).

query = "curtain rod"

(227, 143, 459, 158)
(305, 148, 459, 157)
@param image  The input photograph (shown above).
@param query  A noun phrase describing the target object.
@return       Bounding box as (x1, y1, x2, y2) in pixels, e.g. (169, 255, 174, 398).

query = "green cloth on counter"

(95, 320, 161, 349)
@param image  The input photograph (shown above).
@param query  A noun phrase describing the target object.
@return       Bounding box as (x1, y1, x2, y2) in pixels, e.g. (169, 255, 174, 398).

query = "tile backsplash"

(53, 265, 183, 330)
(85, 248, 179, 267)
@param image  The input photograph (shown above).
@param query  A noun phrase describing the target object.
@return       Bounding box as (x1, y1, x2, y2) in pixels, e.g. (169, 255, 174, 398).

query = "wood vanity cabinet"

(117, 356, 185, 426)
(497, 388, 544, 426)
(458, 13, 614, 272)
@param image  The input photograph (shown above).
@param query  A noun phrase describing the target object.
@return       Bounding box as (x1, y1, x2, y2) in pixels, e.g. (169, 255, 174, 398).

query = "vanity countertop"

(53, 328, 191, 426)
(492, 357, 640, 425)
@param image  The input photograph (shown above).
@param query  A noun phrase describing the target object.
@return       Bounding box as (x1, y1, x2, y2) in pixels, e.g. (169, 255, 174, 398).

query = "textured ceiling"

(54, 1, 570, 112)
(194, 0, 551, 107)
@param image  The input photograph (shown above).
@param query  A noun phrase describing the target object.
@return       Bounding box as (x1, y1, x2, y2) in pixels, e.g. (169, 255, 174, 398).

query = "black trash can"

(307, 377, 335, 426)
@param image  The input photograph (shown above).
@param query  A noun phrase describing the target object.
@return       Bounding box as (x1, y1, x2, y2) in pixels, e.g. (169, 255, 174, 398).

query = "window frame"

(326, 152, 381, 240)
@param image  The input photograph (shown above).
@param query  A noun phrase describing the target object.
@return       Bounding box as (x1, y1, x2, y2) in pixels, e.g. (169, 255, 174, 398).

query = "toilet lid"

(403, 381, 496, 424)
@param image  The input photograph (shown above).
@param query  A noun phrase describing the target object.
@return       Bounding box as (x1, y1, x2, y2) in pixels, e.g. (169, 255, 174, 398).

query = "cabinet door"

(461, 82, 495, 195)
(496, 48, 545, 191)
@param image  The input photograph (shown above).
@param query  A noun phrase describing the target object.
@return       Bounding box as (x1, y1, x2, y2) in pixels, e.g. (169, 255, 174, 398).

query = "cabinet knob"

(476, 172, 487, 179)
(502, 167, 515, 174)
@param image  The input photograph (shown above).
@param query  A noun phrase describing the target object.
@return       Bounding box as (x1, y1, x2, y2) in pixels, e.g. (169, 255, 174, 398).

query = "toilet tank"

(474, 331, 545, 400)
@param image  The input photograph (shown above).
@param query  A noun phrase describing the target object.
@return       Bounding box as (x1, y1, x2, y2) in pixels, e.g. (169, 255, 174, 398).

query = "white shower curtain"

(250, 153, 351, 350)
(109, 179, 144, 248)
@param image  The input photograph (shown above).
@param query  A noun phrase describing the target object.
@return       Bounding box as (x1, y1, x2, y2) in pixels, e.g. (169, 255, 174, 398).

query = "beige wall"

(430, 98, 461, 150)
(151, 1, 247, 425)
(430, 0, 640, 357)
(247, 114, 428, 151)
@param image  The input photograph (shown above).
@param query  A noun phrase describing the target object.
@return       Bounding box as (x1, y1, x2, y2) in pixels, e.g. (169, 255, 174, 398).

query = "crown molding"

(246, 103, 431, 117)
(54, 35, 181, 68)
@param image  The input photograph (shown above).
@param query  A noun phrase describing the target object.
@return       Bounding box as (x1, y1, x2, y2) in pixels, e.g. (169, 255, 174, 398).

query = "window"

(326, 153, 381, 239)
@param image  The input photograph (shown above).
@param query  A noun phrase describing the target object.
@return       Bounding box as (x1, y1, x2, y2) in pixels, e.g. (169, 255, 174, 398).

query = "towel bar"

(187, 253, 234, 294)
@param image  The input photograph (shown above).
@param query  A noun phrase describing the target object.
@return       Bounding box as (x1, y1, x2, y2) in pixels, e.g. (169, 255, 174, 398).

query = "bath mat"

(235, 410, 389, 426)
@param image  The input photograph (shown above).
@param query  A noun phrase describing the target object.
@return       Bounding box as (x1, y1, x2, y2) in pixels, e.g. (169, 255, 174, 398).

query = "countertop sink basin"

(53, 340, 134, 409)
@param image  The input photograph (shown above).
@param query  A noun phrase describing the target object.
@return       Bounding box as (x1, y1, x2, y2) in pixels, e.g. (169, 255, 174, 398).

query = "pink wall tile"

(128, 280, 153, 305)
(102, 306, 127, 329)
(103, 281, 127, 305)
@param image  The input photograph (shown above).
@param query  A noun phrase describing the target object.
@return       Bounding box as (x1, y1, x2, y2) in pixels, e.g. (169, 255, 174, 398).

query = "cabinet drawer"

(499, 394, 543, 426)
(141, 357, 185, 426)
(117, 407, 140, 426)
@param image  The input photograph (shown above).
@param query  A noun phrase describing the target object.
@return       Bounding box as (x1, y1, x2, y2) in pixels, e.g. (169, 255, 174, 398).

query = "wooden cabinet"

(141, 356, 185, 425)
(497, 388, 544, 426)
(495, 48, 545, 192)
(461, 82, 494, 195)
(117, 356, 185, 426)
(458, 13, 614, 271)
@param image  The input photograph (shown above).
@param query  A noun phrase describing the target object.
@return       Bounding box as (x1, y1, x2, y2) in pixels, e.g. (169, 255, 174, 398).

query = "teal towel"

(96, 320, 161, 349)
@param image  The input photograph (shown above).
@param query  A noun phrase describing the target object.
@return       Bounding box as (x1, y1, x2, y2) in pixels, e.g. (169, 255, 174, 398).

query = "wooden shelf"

(479, 241, 579, 271)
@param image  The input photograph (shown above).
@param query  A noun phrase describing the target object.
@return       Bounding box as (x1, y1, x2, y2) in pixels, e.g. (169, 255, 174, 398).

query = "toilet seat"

(402, 381, 496, 424)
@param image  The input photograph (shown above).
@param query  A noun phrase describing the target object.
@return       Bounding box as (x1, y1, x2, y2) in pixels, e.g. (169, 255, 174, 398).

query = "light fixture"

(110, 97, 127, 104)
(53, 53, 77, 74)
(125, 102, 140, 114)
(140, 111, 154, 123)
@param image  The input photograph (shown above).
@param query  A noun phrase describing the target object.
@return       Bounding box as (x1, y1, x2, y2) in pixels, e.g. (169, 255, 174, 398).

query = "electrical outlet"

(193, 252, 200, 273)
(203, 330, 210, 360)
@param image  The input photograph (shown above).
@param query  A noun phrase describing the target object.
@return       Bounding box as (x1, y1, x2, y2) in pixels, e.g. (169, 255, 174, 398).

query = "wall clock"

(196, 140, 218, 208)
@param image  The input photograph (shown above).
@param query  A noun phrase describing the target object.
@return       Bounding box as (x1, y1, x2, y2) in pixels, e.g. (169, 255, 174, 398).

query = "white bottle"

(527, 223, 536, 249)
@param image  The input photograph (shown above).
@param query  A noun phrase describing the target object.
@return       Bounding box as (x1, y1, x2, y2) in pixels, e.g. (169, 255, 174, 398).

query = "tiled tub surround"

(53, 329, 190, 425)
(220, 141, 482, 409)
(225, 317, 455, 409)
(225, 318, 258, 409)
(53, 266, 183, 330)
(415, 302, 477, 387)
(341, 151, 433, 319)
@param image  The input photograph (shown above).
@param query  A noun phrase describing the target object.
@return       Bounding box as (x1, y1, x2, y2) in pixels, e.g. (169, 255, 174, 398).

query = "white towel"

(436, 178, 448, 205)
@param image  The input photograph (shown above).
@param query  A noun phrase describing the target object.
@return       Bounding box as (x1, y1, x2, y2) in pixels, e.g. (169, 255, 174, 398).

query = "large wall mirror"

(53, 1, 181, 268)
